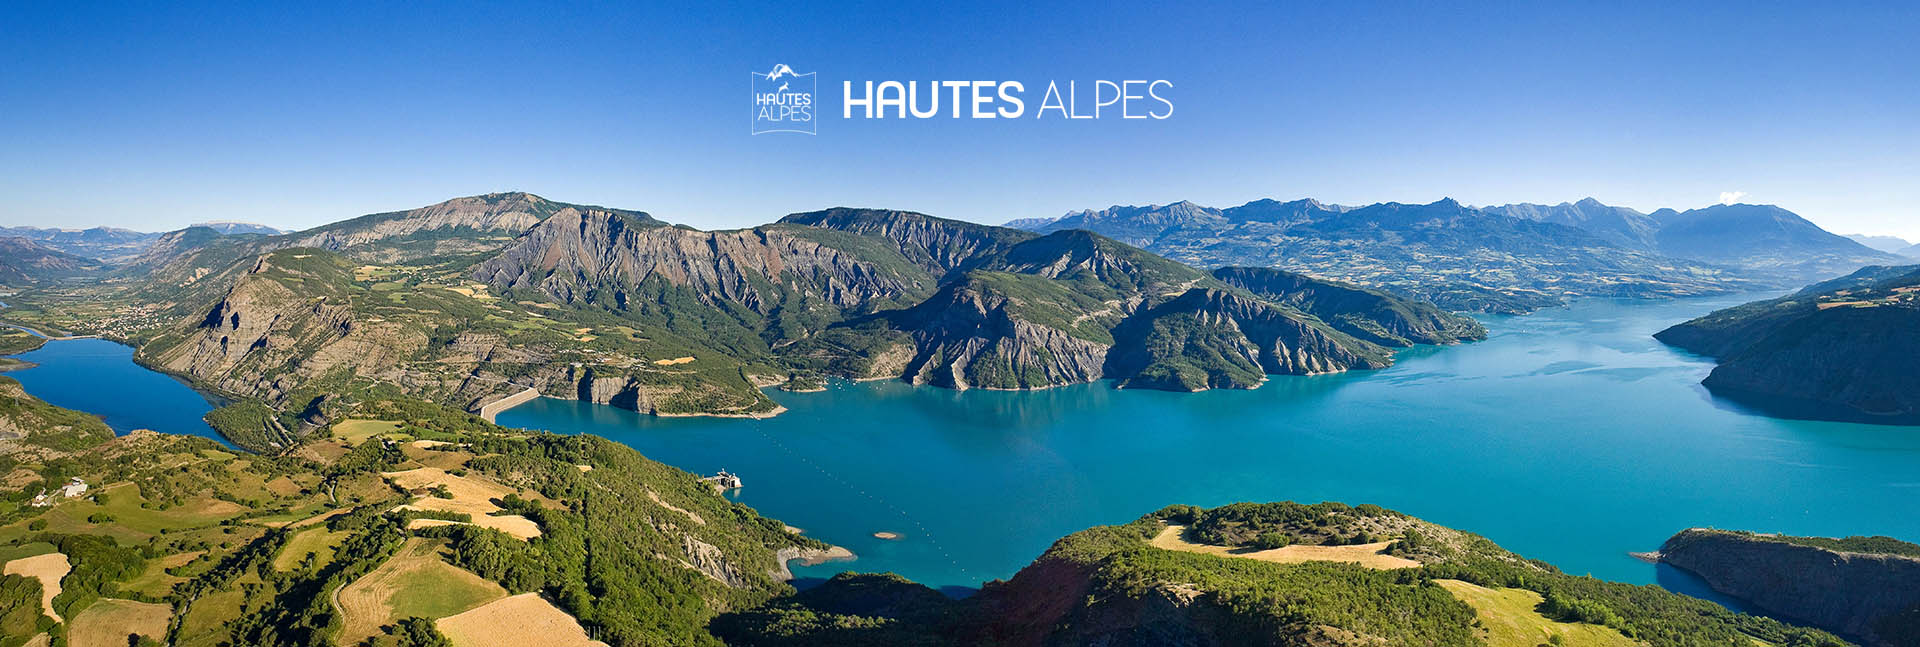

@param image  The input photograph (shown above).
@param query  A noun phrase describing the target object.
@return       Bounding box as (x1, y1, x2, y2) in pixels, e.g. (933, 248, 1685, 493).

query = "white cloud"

(1718, 191, 1748, 205)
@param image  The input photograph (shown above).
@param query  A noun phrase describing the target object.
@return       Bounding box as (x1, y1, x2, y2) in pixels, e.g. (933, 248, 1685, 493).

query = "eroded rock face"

(1659, 529, 1920, 646)
(891, 280, 1112, 390)
(779, 208, 1035, 277)
(474, 209, 933, 319)
(146, 254, 428, 405)
(1105, 288, 1391, 391)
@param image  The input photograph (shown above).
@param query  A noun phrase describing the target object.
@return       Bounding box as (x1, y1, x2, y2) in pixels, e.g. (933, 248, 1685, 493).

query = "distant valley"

(1014, 197, 1900, 313)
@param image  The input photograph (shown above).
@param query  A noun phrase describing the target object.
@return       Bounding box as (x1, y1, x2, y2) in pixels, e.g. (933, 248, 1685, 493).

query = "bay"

(10, 295, 1918, 597)
(500, 294, 1920, 591)
(6, 338, 232, 448)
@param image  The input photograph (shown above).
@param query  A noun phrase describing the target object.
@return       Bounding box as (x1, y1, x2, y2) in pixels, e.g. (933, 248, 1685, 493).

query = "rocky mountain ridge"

(109, 194, 1483, 430)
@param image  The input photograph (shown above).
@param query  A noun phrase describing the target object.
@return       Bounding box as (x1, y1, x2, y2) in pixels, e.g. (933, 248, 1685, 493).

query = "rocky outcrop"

(141, 251, 428, 407)
(1107, 288, 1391, 390)
(1659, 529, 1920, 646)
(474, 209, 935, 322)
(1211, 266, 1486, 346)
(887, 278, 1112, 390)
(779, 208, 1035, 276)
(1656, 265, 1920, 423)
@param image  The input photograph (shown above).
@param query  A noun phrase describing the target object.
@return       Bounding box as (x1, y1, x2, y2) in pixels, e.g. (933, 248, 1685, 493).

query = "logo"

(752, 63, 816, 135)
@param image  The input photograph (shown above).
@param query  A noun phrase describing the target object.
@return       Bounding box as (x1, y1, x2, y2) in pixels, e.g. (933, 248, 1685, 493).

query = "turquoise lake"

(8, 295, 1920, 602)
(6, 338, 232, 447)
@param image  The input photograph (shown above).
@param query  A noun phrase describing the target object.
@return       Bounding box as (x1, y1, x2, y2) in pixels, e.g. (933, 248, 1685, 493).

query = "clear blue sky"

(4, 1, 1917, 238)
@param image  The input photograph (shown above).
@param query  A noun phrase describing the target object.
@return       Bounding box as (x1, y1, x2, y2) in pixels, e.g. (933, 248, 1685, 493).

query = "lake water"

(5, 338, 233, 448)
(498, 294, 1920, 591)
(9, 296, 1920, 599)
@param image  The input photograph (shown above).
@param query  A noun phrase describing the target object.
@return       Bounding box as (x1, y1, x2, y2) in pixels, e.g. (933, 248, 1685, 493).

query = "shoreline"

(772, 545, 856, 581)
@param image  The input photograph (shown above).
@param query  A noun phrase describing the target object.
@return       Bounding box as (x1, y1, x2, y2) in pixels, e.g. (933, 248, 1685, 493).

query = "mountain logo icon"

(761, 63, 798, 82)
(751, 63, 817, 135)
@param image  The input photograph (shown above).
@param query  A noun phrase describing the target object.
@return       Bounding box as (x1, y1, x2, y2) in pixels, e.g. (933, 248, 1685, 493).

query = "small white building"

(703, 470, 743, 490)
(58, 477, 88, 498)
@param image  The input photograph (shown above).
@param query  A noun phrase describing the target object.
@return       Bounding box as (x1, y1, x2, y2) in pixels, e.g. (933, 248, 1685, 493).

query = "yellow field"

(383, 467, 541, 539)
(1150, 525, 1421, 569)
(1435, 580, 1639, 647)
(274, 527, 351, 572)
(332, 419, 404, 444)
(3, 552, 69, 621)
(120, 551, 202, 598)
(435, 593, 608, 647)
(334, 538, 507, 645)
(66, 598, 170, 647)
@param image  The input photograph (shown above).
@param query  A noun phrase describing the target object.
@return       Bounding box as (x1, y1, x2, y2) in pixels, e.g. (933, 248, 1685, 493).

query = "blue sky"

(3, 1, 1917, 239)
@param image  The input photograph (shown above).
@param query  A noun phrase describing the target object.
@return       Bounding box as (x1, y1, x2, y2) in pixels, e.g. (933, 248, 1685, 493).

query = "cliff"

(1659, 529, 1920, 646)
(1656, 265, 1920, 423)
(473, 208, 935, 329)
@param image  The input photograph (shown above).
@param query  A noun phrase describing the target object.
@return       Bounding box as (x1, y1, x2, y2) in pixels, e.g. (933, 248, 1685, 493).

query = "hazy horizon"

(2, 192, 1904, 243)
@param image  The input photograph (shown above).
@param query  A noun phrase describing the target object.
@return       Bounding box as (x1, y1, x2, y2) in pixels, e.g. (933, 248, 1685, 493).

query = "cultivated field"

(66, 598, 170, 647)
(3, 552, 69, 621)
(435, 593, 608, 647)
(333, 537, 506, 645)
(1435, 579, 1638, 647)
(273, 527, 350, 572)
(332, 419, 403, 444)
(382, 467, 541, 539)
(1151, 524, 1421, 569)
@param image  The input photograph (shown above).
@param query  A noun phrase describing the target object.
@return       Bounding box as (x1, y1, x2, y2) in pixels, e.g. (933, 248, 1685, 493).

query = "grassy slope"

(0, 366, 820, 647)
(716, 502, 1850, 647)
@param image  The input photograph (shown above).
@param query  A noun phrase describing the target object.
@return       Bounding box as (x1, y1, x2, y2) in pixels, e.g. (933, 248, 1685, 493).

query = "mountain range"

(1844, 234, 1914, 255)
(3, 192, 1904, 427)
(1014, 197, 1899, 312)
(0, 237, 106, 285)
(0, 222, 279, 270)
(0, 193, 1485, 436)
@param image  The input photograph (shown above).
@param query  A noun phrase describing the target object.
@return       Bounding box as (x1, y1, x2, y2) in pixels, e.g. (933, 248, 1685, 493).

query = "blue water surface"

(10, 296, 1919, 597)
(498, 294, 1920, 591)
(6, 338, 232, 448)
